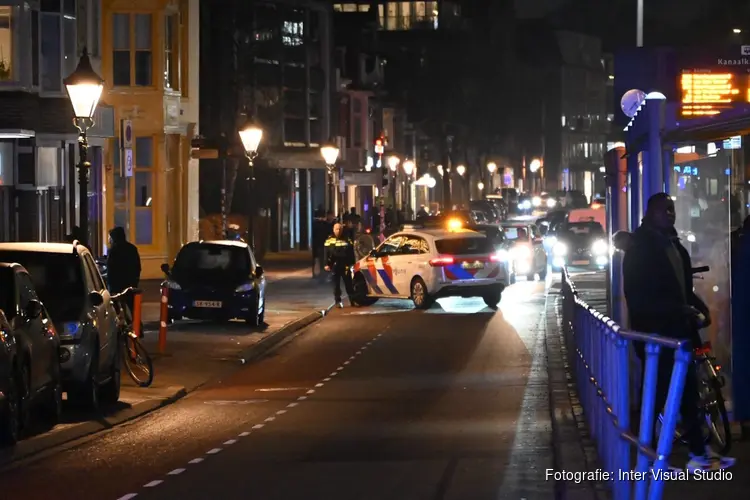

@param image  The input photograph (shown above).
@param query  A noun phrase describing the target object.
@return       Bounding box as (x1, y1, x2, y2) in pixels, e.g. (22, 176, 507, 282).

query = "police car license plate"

(194, 300, 222, 308)
(462, 261, 484, 269)
(572, 260, 589, 266)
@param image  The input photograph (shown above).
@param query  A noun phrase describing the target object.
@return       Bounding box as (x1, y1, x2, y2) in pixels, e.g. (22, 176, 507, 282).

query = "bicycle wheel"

(704, 378, 731, 454)
(121, 334, 154, 387)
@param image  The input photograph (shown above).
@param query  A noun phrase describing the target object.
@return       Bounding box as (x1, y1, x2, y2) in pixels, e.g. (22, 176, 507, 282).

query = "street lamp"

(437, 165, 444, 177)
(402, 160, 415, 176)
(486, 162, 497, 193)
(239, 118, 263, 248)
(387, 155, 400, 172)
(402, 160, 415, 213)
(456, 165, 466, 176)
(63, 47, 104, 248)
(529, 158, 541, 173)
(477, 181, 485, 191)
(320, 140, 340, 213)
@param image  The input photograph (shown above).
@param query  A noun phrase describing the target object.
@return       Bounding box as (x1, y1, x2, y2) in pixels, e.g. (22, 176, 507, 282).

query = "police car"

(350, 222, 508, 310)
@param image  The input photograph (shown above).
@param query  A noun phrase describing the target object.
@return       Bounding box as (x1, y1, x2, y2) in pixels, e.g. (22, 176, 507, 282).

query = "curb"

(0, 386, 188, 470)
(0, 305, 331, 470)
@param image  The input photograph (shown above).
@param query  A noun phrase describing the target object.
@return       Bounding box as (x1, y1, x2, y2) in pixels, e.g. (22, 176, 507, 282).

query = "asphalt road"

(0, 278, 556, 500)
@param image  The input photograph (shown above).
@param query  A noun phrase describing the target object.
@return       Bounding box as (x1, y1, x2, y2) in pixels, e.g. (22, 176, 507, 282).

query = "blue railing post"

(614, 335, 632, 500)
(635, 342, 660, 499)
(648, 343, 691, 500)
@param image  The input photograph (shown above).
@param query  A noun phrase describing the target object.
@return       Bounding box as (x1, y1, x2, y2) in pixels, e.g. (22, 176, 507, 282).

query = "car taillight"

(429, 256, 454, 266)
(489, 254, 502, 262)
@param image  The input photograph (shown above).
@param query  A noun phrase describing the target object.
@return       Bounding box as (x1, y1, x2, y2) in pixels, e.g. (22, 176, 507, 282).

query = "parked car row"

(0, 242, 121, 446)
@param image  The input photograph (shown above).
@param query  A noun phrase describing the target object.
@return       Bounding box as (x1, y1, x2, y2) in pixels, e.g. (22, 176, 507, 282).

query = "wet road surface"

(0, 279, 557, 500)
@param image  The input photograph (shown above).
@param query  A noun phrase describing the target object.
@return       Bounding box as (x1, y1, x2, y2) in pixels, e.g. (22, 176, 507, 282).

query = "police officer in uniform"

(324, 222, 356, 307)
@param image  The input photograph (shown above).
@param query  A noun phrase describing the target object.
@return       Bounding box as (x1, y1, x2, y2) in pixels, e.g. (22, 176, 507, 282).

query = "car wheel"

(0, 365, 22, 446)
(41, 368, 63, 424)
(352, 273, 378, 306)
(99, 350, 121, 406)
(410, 277, 433, 310)
(483, 290, 502, 309)
(69, 350, 99, 412)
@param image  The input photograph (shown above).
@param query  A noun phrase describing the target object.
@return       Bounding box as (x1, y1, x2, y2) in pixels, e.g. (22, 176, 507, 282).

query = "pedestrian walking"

(622, 192, 734, 472)
(324, 222, 355, 308)
(107, 226, 143, 335)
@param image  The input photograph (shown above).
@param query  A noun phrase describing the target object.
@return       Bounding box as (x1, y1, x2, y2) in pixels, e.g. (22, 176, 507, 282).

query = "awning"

(0, 129, 34, 139)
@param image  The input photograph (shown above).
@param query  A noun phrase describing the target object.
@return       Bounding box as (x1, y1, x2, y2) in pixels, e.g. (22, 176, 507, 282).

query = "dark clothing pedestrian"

(324, 232, 355, 305)
(107, 227, 141, 293)
(622, 221, 707, 456)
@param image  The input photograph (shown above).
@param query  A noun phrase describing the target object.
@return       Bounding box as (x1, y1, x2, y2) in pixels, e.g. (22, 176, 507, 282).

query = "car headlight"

(592, 240, 608, 254)
(520, 200, 531, 209)
(553, 242, 567, 256)
(532, 196, 542, 207)
(235, 282, 255, 293)
(494, 249, 510, 262)
(546, 198, 557, 208)
(512, 245, 531, 258)
(166, 281, 181, 290)
(64, 322, 82, 338)
(687, 233, 696, 242)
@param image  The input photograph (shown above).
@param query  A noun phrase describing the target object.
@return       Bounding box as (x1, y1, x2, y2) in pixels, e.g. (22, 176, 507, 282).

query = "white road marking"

(287, 402, 298, 408)
(344, 360, 351, 365)
(356, 350, 362, 354)
(168, 469, 185, 475)
(144, 480, 163, 487)
(188, 458, 204, 464)
(206, 448, 222, 454)
(336, 366, 344, 371)
(239, 431, 250, 437)
(264, 416, 275, 422)
(252, 424, 264, 429)
(224, 439, 237, 445)
(117, 495, 138, 500)
(306, 389, 315, 394)
(329, 371, 338, 377)
(276, 409, 287, 415)
(315, 383, 324, 387)
(323, 377, 331, 382)
(255, 387, 307, 392)
(298, 396, 307, 400)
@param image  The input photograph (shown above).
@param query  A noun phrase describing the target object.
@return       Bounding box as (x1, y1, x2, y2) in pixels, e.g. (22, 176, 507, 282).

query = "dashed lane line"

(116, 332, 385, 499)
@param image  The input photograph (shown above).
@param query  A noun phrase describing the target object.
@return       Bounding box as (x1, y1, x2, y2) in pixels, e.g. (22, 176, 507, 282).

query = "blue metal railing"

(561, 268, 692, 500)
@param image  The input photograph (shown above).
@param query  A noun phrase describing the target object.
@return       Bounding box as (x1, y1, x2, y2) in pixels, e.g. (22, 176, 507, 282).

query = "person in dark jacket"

(623, 193, 734, 471)
(312, 211, 334, 281)
(107, 227, 142, 333)
(324, 223, 355, 308)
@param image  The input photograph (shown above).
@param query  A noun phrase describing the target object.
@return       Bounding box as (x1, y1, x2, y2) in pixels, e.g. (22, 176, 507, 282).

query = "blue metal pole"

(646, 93, 666, 199)
(627, 145, 640, 232)
(635, 342, 660, 500)
(648, 345, 691, 500)
(662, 147, 673, 194)
(614, 336, 631, 500)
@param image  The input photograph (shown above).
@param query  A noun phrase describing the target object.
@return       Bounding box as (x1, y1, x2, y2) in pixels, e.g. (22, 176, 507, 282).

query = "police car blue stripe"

(362, 269, 384, 294)
(446, 266, 475, 280)
(376, 269, 399, 294)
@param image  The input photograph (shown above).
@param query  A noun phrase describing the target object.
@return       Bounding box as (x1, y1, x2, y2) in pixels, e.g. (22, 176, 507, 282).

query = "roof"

(0, 242, 80, 254)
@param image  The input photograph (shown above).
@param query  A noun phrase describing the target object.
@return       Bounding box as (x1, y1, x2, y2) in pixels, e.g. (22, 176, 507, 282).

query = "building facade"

(0, 0, 115, 247)
(102, 0, 199, 278)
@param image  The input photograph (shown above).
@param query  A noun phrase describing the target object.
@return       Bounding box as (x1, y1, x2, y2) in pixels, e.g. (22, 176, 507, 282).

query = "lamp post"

(402, 159, 415, 214)
(529, 158, 541, 193)
(387, 155, 399, 210)
(486, 161, 497, 194)
(63, 48, 104, 248)
(321, 141, 340, 215)
(455, 165, 466, 204)
(477, 181, 485, 193)
(239, 118, 263, 249)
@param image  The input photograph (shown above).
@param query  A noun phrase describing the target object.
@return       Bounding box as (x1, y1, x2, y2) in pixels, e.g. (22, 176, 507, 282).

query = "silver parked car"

(0, 243, 120, 411)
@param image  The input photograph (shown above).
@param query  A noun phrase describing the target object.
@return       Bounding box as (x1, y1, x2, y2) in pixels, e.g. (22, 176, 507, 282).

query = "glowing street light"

(477, 181, 484, 191)
(529, 158, 542, 173)
(388, 155, 400, 172)
(486, 162, 497, 174)
(402, 160, 415, 176)
(238, 117, 263, 247)
(456, 165, 466, 176)
(437, 165, 444, 177)
(320, 140, 340, 213)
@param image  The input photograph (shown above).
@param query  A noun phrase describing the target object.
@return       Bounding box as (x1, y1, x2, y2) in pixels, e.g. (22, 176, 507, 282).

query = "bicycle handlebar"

(692, 266, 710, 274)
(110, 287, 142, 301)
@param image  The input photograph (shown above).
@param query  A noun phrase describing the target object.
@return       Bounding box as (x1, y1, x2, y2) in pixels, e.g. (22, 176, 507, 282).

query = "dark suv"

(0, 243, 120, 411)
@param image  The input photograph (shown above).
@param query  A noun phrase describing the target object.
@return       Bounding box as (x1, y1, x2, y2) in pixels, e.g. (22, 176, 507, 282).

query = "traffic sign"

(121, 120, 133, 149)
(124, 148, 134, 177)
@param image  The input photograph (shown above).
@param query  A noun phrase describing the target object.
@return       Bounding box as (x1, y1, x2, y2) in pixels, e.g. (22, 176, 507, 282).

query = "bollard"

(132, 290, 142, 338)
(158, 285, 169, 354)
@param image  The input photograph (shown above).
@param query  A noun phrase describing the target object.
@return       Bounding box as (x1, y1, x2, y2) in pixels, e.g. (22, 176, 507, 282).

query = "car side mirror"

(160, 263, 171, 276)
(255, 265, 264, 278)
(88, 291, 104, 307)
(25, 299, 43, 319)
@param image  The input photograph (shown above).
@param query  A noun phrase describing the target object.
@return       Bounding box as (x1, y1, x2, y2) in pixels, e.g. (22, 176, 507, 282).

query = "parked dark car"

(549, 221, 609, 271)
(0, 263, 62, 445)
(161, 240, 267, 325)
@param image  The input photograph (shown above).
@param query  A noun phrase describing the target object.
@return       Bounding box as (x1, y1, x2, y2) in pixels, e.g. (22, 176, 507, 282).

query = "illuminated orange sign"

(680, 71, 745, 116)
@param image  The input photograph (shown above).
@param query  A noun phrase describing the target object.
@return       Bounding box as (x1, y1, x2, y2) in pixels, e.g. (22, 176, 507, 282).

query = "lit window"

(112, 13, 153, 87)
(0, 6, 13, 81)
(37, 0, 77, 92)
(358, 5, 370, 12)
(333, 4, 342, 11)
(134, 137, 154, 245)
(164, 12, 180, 90)
(342, 4, 357, 12)
(282, 21, 303, 46)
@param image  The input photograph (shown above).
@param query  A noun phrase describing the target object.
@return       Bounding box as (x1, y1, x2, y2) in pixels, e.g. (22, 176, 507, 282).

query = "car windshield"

(0, 267, 14, 318)
(503, 227, 529, 241)
(173, 244, 251, 282)
(435, 237, 492, 255)
(0, 251, 85, 321)
(476, 227, 505, 245)
(565, 222, 605, 236)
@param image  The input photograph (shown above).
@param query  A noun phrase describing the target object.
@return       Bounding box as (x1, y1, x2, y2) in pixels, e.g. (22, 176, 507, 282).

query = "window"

(377, 236, 403, 255)
(434, 237, 493, 255)
(164, 12, 180, 90)
(134, 137, 153, 245)
(37, 0, 76, 92)
(0, 6, 12, 81)
(111, 13, 153, 86)
(282, 21, 303, 46)
(62, 0, 76, 77)
(88, 0, 101, 57)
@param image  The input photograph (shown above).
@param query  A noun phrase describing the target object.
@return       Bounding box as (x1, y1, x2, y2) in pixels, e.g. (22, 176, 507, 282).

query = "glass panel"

(114, 206, 129, 233)
(90, 0, 100, 56)
(40, 0, 60, 13)
(135, 51, 152, 85)
(342, 4, 356, 12)
(135, 14, 151, 50)
(62, 7, 76, 78)
(0, 6, 13, 81)
(113, 51, 130, 86)
(31, 10, 38, 85)
(135, 137, 153, 167)
(112, 13, 130, 50)
(62, 0, 75, 16)
(164, 14, 177, 89)
(134, 171, 151, 207)
(671, 145, 743, 370)
(135, 209, 152, 245)
(358, 5, 370, 12)
(40, 13, 62, 91)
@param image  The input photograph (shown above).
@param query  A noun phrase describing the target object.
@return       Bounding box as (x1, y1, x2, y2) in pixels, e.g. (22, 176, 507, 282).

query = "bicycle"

(656, 265, 731, 454)
(110, 288, 154, 388)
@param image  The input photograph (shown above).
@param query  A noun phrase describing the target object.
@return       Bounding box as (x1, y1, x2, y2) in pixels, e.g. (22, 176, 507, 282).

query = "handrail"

(561, 267, 691, 500)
